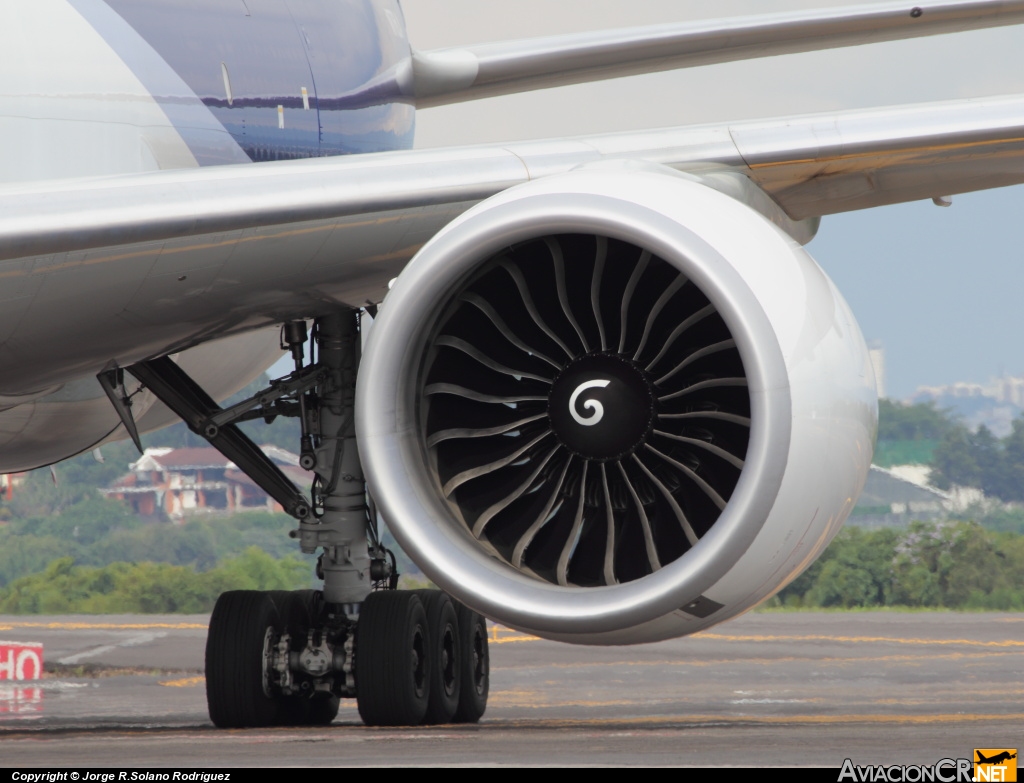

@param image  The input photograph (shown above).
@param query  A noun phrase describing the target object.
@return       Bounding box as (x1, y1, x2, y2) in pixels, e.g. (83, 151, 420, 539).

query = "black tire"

(205, 590, 281, 728)
(356, 591, 430, 726)
(271, 590, 340, 727)
(415, 590, 461, 725)
(306, 693, 341, 726)
(452, 601, 489, 723)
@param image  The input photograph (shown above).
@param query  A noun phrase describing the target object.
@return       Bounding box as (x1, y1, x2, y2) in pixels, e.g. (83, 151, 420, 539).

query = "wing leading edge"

(4, 91, 1024, 261)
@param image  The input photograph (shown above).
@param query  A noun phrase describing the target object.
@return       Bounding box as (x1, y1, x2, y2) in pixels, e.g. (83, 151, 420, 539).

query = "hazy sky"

(399, 0, 1024, 399)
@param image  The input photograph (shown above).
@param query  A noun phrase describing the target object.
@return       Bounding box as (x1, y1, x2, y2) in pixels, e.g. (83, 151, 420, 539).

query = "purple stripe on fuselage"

(67, 0, 253, 166)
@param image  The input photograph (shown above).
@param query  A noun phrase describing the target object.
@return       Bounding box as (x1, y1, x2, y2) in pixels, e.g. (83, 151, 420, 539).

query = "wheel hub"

(548, 353, 655, 461)
(412, 630, 426, 698)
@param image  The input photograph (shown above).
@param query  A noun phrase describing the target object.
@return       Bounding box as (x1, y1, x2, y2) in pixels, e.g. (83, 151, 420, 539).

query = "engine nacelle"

(357, 167, 876, 645)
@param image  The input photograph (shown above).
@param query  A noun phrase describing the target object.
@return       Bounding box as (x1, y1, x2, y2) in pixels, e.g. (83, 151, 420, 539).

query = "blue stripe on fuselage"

(67, 0, 252, 166)
(86, 0, 414, 164)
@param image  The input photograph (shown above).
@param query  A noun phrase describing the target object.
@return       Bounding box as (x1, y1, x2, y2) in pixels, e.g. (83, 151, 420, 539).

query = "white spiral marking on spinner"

(569, 380, 611, 426)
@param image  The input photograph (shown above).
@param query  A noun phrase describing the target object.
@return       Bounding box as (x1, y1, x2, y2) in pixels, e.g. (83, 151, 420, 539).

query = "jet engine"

(357, 167, 876, 645)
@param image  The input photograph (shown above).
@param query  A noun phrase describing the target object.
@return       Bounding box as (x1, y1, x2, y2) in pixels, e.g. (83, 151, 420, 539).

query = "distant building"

(912, 377, 1023, 437)
(102, 446, 310, 520)
(0, 473, 26, 503)
(851, 465, 953, 528)
(913, 373, 1024, 408)
(868, 340, 886, 399)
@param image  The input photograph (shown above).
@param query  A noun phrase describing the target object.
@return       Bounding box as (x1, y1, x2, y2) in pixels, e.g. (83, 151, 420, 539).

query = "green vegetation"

(877, 399, 955, 442)
(2, 519, 1017, 614)
(0, 548, 309, 614)
(873, 399, 954, 467)
(771, 521, 1024, 610)
(2, 383, 1021, 614)
(929, 419, 1024, 502)
(0, 481, 315, 588)
(972, 505, 1024, 535)
(875, 399, 1024, 503)
(0, 490, 421, 591)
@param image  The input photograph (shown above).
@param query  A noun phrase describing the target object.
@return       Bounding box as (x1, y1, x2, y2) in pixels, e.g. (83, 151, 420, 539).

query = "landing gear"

(270, 590, 340, 726)
(124, 308, 489, 728)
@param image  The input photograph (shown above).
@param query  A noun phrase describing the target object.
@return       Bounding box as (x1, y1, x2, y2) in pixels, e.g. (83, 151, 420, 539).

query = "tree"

(0, 548, 312, 614)
(877, 399, 956, 442)
(773, 522, 1024, 610)
(994, 418, 1024, 502)
(971, 426, 1006, 498)
(930, 424, 982, 490)
(930, 416, 1024, 502)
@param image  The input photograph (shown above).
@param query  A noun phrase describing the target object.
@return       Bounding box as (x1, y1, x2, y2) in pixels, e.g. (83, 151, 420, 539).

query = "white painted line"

(58, 645, 117, 665)
(57, 632, 166, 664)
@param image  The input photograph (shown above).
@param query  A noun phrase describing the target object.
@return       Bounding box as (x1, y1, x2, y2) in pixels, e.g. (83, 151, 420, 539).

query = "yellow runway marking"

(485, 627, 1024, 649)
(0, 621, 207, 631)
(694, 632, 1024, 648)
(499, 712, 1024, 728)
(490, 626, 539, 644)
(159, 676, 205, 688)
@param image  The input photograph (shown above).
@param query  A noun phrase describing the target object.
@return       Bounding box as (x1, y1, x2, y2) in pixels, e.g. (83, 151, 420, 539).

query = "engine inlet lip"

(358, 171, 792, 636)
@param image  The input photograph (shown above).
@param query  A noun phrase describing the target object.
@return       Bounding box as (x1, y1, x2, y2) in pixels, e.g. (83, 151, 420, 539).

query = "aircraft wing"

(4, 90, 1024, 267)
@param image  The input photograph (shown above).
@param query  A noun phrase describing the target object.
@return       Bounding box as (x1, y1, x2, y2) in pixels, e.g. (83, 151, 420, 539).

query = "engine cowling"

(357, 167, 876, 645)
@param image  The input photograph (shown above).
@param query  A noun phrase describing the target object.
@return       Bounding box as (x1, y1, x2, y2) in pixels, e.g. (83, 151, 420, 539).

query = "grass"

(44, 662, 203, 678)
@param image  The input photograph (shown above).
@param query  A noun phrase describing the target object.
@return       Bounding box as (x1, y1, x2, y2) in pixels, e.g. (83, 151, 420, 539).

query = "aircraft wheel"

(271, 590, 340, 726)
(451, 601, 489, 723)
(356, 591, 430, 726)
(305, 692, 341, 725)
(416, 590, 461, 724)
(205, 590, 281, 728)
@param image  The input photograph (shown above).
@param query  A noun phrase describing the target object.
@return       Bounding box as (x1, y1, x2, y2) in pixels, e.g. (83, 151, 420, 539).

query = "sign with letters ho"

(0, 642, 43, 681)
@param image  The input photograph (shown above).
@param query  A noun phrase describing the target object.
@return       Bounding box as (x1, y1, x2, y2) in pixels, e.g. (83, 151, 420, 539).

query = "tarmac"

(0, 611, 1020, 767)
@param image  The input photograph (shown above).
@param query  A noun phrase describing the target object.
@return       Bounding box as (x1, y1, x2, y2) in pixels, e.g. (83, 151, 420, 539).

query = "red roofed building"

(0, 473, 26, 503)
(102, 446, 310, 520)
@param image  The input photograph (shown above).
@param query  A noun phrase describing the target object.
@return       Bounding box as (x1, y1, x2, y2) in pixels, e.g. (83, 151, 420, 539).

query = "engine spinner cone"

(548, 353, 655, 461)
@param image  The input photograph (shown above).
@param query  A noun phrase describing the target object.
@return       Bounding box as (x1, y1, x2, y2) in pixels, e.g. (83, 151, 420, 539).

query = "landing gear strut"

(120, 309, 489, 727)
